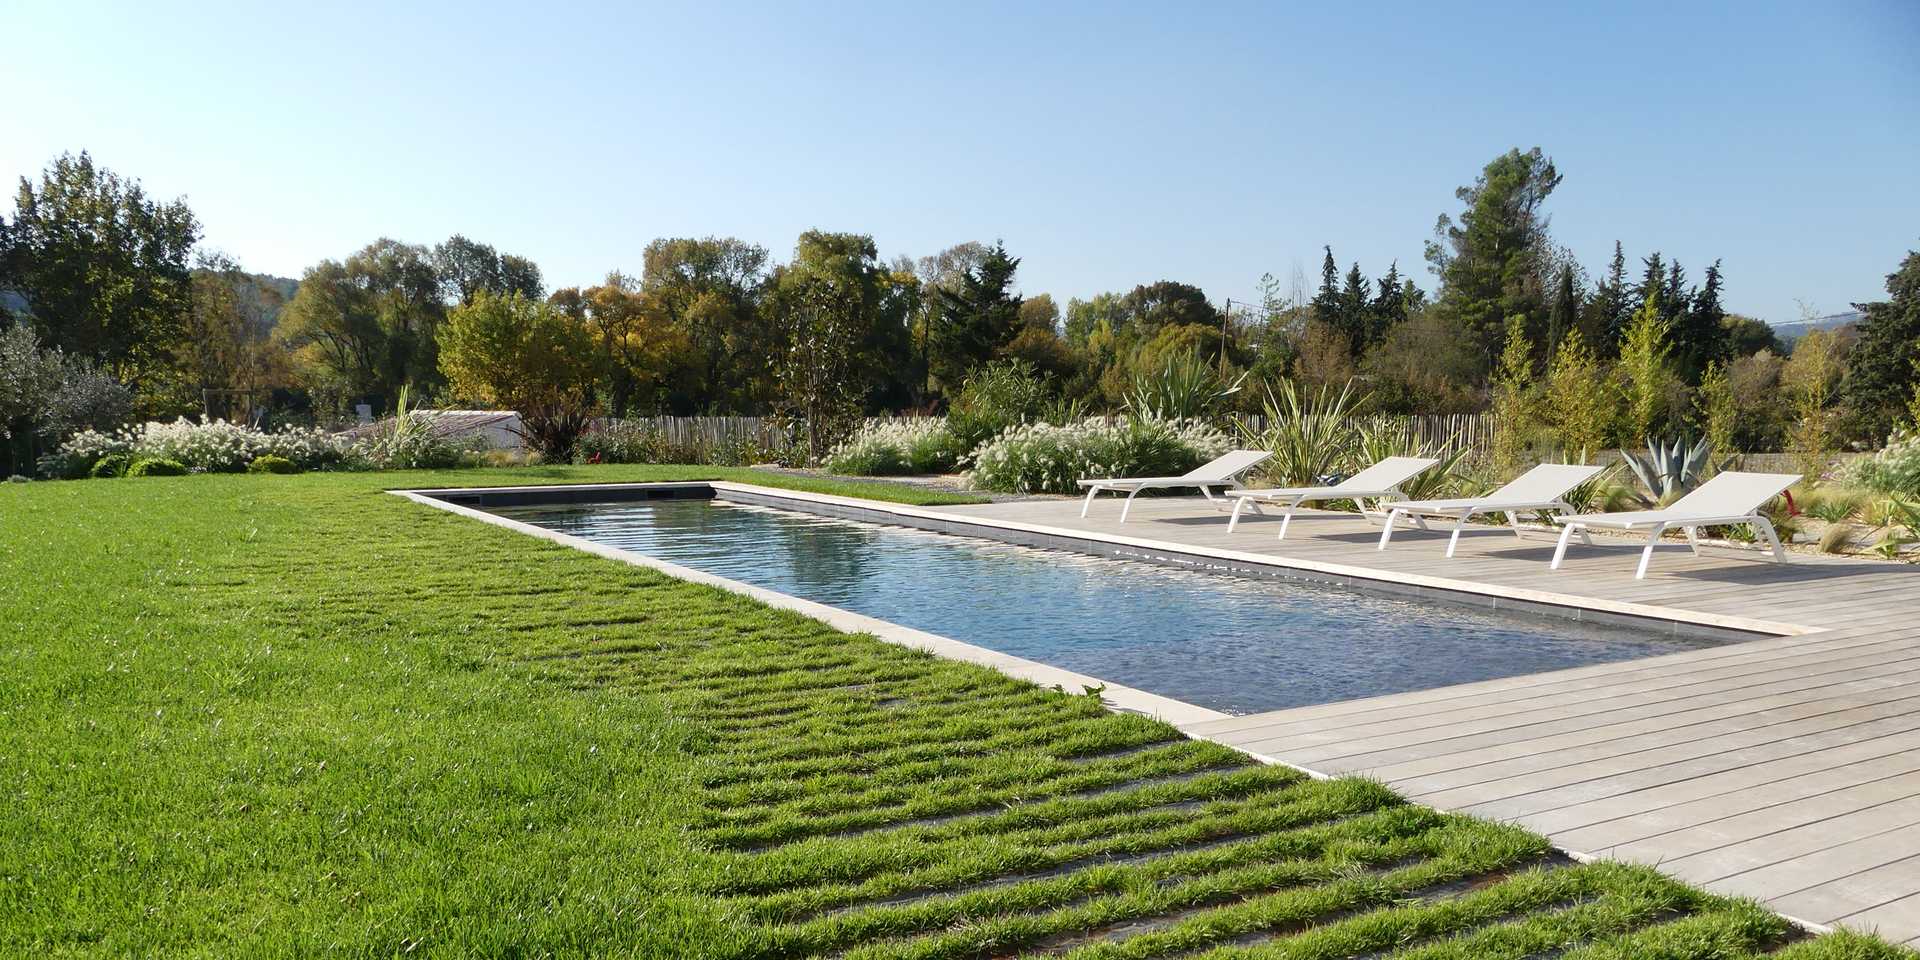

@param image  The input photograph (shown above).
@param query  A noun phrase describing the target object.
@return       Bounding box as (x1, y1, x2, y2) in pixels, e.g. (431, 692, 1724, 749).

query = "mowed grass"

(1, 466, 1912, 959)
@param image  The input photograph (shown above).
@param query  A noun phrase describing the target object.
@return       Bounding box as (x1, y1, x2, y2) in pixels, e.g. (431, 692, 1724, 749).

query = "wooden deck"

(928, 495, 1920, 943)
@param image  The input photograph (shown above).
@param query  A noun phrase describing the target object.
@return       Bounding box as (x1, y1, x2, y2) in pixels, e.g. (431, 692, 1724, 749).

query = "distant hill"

(1770, 309, 1861, 346)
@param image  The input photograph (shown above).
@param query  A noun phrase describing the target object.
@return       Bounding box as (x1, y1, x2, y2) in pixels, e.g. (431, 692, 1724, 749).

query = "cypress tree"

(1310, 246, 1341, 330)
(1546, 265, 1578, 355)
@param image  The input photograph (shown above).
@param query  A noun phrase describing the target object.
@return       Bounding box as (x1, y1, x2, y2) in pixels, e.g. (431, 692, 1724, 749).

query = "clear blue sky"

(4, 1, 1915, 323)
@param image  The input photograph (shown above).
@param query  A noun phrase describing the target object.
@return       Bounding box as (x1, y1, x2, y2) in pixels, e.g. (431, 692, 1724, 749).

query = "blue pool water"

(489, 498, 1720, 715)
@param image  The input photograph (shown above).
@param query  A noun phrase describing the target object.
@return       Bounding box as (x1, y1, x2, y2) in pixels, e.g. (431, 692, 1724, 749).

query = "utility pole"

(1219, 298, 1233, 376)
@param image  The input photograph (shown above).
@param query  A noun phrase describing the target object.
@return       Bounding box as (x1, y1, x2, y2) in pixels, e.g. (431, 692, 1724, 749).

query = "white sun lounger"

(1078, 449, 1273, 522)
(1378, 463, 1606, 557)
(1550, 470, 1800, 579)
(1227, 456, 1440, 540)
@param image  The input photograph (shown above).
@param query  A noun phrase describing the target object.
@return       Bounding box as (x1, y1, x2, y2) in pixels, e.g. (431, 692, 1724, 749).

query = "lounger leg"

(1683, 526, 1702, 556)
(1277, 499, 1299, 540)
(1506, 511, 1525, 539)
(1378, 508, 1405, 550)
(1755, 517, 1788, 563)
(1228, 497, 1246, 533)
(1447, 510, 1474, 558)
(1551, 523, 1579, 569)
(1119, 488, 1143, 523)
(1080, 484, 1102, 518)
(1636, 524, 1668, 580)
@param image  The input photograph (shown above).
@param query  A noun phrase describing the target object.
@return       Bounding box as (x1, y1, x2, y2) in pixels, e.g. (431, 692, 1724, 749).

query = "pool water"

(489, 498, 1721, 715)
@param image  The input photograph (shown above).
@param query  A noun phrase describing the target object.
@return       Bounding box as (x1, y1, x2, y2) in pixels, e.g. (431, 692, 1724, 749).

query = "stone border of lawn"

(391, 483, 1229, 727)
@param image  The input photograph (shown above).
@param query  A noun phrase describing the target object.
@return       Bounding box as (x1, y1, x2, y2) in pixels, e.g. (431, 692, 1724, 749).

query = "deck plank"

(926, 494, 1920, 939)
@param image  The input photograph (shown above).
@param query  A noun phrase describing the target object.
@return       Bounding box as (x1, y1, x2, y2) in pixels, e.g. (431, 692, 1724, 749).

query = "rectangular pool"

(488, 497, 1724, 716)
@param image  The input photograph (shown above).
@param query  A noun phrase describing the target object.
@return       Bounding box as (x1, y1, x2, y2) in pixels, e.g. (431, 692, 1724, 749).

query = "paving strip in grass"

(1, 466, 1911, 958)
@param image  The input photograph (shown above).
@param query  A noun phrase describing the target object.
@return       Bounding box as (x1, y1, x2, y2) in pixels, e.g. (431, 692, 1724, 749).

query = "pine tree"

(1674, 260, 1728, 380)
(1338, 262, 1372, 353)
(1371, 261, 1407, 341)
(1635, 252, 1666, 318)
(1663, 260, 1689, 326)
(1310, 246, 1341, 330)
(1581, 241, 1629, 354)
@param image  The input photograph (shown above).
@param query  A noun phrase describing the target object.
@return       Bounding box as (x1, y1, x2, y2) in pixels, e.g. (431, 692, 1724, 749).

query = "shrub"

(137, 417, 267, 472)
(967, 417, 1230, 495)
(576, 420, 672, 464)
(126, 457, 187, 477)
(948, 360, 1049, 453)
(1844, 430, 1920, 495)
(247, 454, 300, 474)
(826, 419, 962, 476)
(90, 454, 134, 478)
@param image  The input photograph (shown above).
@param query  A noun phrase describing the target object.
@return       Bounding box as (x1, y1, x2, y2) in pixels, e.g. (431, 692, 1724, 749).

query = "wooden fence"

(596, 413, 1505, 458)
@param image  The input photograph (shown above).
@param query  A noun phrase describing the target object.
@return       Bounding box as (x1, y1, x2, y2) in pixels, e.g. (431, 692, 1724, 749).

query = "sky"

(3, 1, 1916, 325)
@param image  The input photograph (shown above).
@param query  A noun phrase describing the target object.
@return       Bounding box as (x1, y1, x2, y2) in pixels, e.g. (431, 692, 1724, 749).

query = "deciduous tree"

(438, 290, 599, 461)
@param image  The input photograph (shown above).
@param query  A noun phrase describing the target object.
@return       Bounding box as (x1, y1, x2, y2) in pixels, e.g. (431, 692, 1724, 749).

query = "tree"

(1617, 295, 1675, 441)
(1544, 336, 1611, 457)
(1721, 313, 1782, 358)
(1670, 260, 1729, 380)
(1369, 262, 1418, 341)
(642, 236, 772, 413)
(185, 254, 293, 420)
(1018, 293, 1059, 333)
(438, 290, 599, 461)
(1119, 280, 1218, 336)
(0, 152, 198, 394)
(770, 274, 866, 462)
(548, 272, 683, 417)
(929, 241, 1023, 393)
(1546, 265, 1578, 355)
(1490, 313, 1537, 472)
(431, 235, 544, 305)
(1693, 360, 1738, 456)
(1843, 250, 1920, 438)
(1336, 262, 1372, 353)
(1580, 241, 1630, 354)
(1782, 328, 1846, 477)
(276, 238, 444, 413)
(1063, 292, 1125, 346)
(1310, 246, 1341, 334)
(1425, 147, 1562, 359)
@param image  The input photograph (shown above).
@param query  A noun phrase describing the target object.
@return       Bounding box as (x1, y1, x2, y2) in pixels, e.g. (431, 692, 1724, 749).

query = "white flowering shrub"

(1844, 429, 1920, 495)
(49, 418, 359, 477)
(966, 417, 1231, 494)
(826, 418, 962, 476)
(136, 418, 268, 471)
(261, 425, 354, 469)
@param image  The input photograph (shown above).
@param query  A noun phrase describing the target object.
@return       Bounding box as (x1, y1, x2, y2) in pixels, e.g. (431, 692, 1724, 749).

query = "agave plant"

(1238, 378, 1367, 485)
(1621, 435, 1714, 505)
(1123, 352, 1246, 422)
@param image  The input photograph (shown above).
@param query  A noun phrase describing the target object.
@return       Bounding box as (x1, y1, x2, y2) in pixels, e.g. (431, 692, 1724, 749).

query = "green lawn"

(2, 466, 1910, 958)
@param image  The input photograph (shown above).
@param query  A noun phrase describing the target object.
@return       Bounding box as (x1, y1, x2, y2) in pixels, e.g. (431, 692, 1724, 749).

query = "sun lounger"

(1550, 471, 1800, 579)
(1378, 463, 1606, 557)
(1227, 456, 1440, 540)
(1078, 449, 1273, 522)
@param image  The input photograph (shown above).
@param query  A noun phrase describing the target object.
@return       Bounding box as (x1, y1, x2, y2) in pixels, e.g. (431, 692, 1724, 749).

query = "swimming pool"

(488, 497, 1723, 715)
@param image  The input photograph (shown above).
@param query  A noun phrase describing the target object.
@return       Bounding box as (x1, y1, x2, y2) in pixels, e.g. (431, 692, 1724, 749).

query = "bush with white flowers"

(1844, 429, 1920, 496)
(966, 417, 1231, 495)
(826, 418, 963, 476)
(50, 417, 358, 477)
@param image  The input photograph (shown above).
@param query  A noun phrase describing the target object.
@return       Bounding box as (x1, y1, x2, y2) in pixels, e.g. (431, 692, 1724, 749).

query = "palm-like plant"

(1621, 435, 1715, 505)
(1352, 416, 1471, 501)
(1238, 378, 1367, 485)
(1123, 352, 1246, 422)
